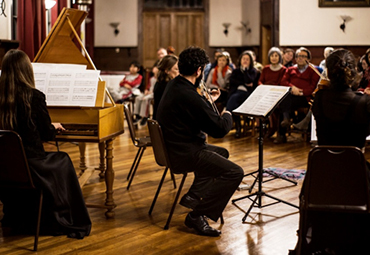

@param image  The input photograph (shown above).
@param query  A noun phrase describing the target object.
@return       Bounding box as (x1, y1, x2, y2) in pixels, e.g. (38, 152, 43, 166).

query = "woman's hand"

(52, 123, 65, 131)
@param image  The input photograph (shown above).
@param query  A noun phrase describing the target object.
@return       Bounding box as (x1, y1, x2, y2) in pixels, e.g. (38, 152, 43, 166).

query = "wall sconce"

(222, 23, 231, 36)
(0, 0, 7, 17)
(109, 22, 120, 36)
(339, 15, 352, 32)
(241, 21, 252, 35)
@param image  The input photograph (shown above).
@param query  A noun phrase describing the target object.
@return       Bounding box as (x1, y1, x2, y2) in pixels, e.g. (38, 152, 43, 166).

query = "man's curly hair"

(178, 46, 209, 76)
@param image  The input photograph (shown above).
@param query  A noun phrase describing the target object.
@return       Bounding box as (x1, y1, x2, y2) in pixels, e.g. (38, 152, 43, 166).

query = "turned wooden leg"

(78, 142, 87, 175)
(104, 138, 116, 218)
(96, 142, 106, 179)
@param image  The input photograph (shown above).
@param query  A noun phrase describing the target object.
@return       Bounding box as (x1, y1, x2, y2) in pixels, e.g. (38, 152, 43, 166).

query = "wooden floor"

(1, 125, 364, 254)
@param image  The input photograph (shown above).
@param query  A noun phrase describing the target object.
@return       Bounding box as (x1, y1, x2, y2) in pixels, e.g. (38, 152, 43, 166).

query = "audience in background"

(247, 50, 263, 73)
(358, 49, 370, 94)
(282, 48, 295, 68)
(275, 47, 320, 144)
(204, 48, 223, 82)
(110, 61, 143, 103)
(258, 47, 287, 138)
(226, 51, 259, 138)
(259, 47, 286, 86)
(319, 47, 334, 70)
(205, 52, 232, 113)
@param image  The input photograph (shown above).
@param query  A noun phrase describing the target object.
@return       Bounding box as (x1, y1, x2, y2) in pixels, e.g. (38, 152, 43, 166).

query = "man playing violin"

(156, 46, 244, 237)
(274, 47, 320, 144)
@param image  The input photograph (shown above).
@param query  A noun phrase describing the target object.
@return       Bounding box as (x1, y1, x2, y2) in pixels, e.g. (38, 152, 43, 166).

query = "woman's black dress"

(0, 89, 91, 239)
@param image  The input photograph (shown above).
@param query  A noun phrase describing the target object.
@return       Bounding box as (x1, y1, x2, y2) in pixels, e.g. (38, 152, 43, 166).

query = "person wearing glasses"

(274, 47, 320, 144)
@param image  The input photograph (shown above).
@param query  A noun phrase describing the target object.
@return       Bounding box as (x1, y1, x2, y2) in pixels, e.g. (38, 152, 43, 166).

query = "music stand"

(231, 85, 299, 222)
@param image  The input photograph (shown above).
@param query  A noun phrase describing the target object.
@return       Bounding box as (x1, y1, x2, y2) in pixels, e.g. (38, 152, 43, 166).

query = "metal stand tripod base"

(244, 168, 297, 193)
(233, 189, 299, 222)
(232, 119, 298, 222)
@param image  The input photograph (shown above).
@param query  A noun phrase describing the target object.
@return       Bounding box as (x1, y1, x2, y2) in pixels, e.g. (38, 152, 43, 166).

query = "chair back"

(123, 103, 138, 145)
(302, 145, 370, 213)
(147, 119, 170, 167)
(0, 130, 35, 189)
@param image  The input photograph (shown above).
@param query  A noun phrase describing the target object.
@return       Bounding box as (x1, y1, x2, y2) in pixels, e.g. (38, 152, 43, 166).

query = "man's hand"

(291, 85, 303, 96)
(209, 88, 221, 103)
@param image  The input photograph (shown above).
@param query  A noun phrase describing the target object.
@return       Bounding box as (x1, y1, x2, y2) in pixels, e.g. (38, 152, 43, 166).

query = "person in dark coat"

(157, 46, 244, 237)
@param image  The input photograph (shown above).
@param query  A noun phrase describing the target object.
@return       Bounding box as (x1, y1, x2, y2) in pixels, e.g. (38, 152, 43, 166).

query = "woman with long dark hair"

(226, 51, 258, 138)
(0, 49, 91, 238)
(153, 54, 179, 119)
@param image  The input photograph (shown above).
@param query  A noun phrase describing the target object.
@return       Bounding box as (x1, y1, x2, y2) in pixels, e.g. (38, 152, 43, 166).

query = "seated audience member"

(152, 54, 179, 119)
(258, 47, 287, 137)
(222, 51, 236, 70)
(293, 49, 370, 255)
(110, 61, 143, 103)
(167, 45, 175, 55)
(133, 76, 156, 126)
(0, 49, 91, 238)
(275, 47, 320, 144)
(156, 46, 243, 237)
(358, 49, 370, 94)
(204, 48, 223, 82)
(319, 47, 334, 70)
(282, 48, 295, 68)
(205, 52, 232, 112)
(247, 50, 263, 73)
(226, 51, 259, 138)
(259, 47, 287, 85)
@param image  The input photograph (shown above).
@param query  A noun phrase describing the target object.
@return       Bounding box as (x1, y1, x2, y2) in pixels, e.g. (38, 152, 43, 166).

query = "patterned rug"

(263, 167, 306, 180)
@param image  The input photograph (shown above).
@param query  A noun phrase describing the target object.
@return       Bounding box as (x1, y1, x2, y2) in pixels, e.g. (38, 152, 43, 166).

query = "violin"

(305, 60, 330, 95)
(198, 80, 220, 115)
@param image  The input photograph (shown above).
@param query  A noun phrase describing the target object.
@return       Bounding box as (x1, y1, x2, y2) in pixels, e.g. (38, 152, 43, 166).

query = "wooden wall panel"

(143, 14, 158, 67)
(159, 15, 171, 52)
(193, 14, 204, 48)
(176, 15, 189, 52)
(142, 12, 205, 68)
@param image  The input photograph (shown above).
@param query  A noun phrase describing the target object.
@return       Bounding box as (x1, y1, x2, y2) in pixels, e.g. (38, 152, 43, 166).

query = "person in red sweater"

(259, 47, 287, 137)
(109, 61, 143, 103)
(259, 47, 287, 86)
(274, 47, 320, 144)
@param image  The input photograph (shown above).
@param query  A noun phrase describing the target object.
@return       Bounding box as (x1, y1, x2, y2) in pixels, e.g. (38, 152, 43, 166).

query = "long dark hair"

(157, 55, 178, 82)
(0, 49, 35, 129)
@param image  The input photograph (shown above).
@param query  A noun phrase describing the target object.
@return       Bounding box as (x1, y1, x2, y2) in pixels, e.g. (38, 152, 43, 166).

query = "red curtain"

(17, 0, 46, 60)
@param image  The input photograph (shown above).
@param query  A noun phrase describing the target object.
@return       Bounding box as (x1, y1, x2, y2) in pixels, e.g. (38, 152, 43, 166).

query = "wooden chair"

(123, 103, 152, 190)
(0, 130, 43, 251)
(296, 145, 370, 254)
(147, 119, 185, 230)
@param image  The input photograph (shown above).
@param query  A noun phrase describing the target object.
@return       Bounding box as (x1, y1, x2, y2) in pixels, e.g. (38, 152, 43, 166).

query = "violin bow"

(305, 60, 326, 80)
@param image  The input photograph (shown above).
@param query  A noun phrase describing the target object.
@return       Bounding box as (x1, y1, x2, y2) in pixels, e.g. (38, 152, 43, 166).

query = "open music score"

(32, 63, 100, 107)
(233, 85, 291, 118)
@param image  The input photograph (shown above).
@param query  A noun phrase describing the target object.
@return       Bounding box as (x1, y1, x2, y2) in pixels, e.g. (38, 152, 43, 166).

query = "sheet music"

(32, 63, 100, 106)
(233, 85, 291, 117)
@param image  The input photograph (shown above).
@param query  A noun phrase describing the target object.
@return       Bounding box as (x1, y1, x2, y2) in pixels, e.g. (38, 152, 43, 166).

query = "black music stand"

(231, 85, 299, 222)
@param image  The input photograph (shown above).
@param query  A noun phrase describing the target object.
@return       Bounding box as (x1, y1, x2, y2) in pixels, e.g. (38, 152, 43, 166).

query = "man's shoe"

(281, 118, 292, 128)
(179, 193, 200, 209)
(185, 213, 221, 237)
(273, 135, 287, 144)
